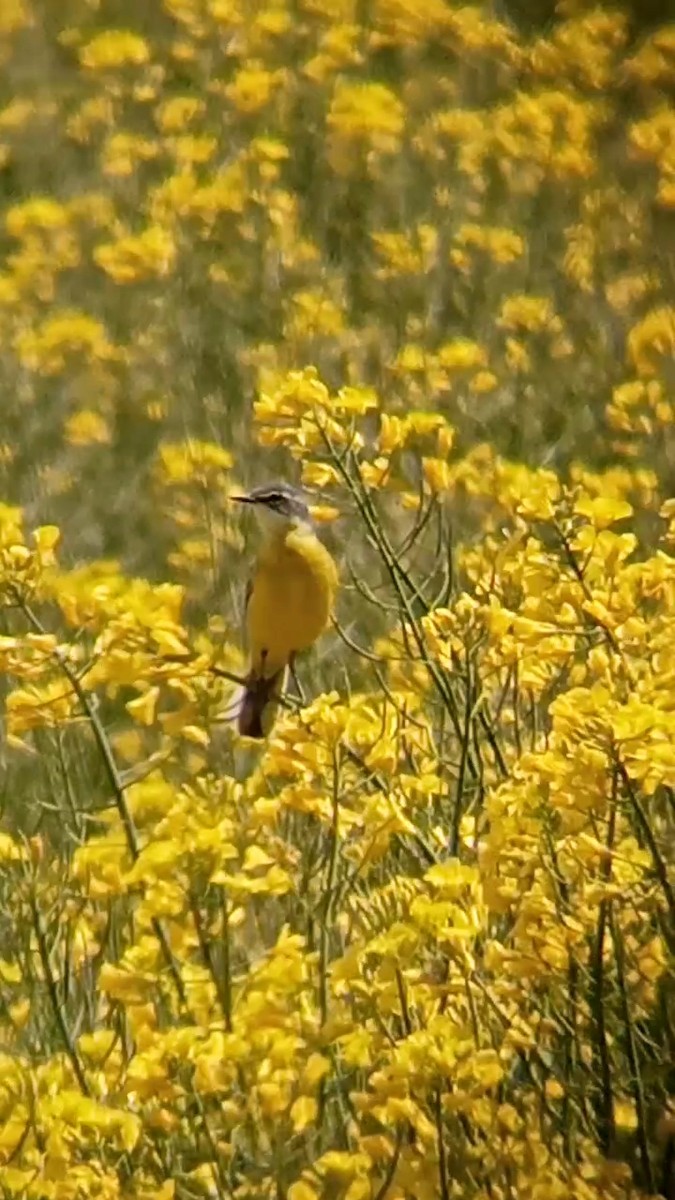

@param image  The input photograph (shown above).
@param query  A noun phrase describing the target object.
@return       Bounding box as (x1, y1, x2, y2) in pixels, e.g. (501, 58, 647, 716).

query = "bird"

(231, 481, 338, 739)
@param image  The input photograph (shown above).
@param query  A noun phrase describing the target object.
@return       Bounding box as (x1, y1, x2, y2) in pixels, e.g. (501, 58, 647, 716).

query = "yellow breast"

(247, 526, 338, 677)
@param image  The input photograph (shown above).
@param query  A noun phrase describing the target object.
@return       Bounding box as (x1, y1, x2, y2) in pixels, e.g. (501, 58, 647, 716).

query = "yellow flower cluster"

(0, 2, 673, 1199)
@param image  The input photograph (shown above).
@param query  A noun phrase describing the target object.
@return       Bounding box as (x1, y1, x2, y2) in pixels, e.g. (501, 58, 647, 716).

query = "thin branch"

(28, 885, 89, 1095)
(433, 1088, 450, 1200)
(331, 615, 387, 663)
(372, 1127, 404, 1200)
(610, 907, 655, 1193)
(590, 774, 618, 1155)
(616, 759, 675, 941)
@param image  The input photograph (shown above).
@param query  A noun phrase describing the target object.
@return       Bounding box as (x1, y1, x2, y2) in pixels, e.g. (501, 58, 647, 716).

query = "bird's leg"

(288, 652, 305, 703)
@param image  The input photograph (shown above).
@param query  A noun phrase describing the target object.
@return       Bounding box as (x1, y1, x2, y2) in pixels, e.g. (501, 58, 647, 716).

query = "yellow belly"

(247, 529, 338, 677)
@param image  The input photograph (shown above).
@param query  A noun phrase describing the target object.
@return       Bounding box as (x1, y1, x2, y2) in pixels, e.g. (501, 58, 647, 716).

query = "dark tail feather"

(237, 668, 286, 739)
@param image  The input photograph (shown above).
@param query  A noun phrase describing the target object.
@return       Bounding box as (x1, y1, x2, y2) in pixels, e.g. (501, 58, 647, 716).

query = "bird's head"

(230, 481, 312, 533)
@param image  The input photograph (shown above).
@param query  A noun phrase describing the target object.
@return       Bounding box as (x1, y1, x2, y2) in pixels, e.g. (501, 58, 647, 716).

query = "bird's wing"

(241, 574, 253, 652)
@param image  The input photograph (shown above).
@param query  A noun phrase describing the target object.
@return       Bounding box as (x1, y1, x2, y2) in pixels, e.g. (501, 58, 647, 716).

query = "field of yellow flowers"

(1, 1, 675, 1197)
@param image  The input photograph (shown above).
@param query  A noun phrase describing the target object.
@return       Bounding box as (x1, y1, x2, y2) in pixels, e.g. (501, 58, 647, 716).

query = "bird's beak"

(230, 493, 252, 504)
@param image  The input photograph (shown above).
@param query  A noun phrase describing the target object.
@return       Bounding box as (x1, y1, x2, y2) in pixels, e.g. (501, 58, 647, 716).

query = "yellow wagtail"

(231, 481, 338, 738)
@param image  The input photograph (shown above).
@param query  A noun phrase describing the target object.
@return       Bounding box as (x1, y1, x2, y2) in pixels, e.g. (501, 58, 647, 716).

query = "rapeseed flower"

(14, 310, 117, 374)
(0, 4, 673, 1199)
(94, 225, 176, 283)
(79, 29, 151, 70)
(327, 80, 405, 171)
